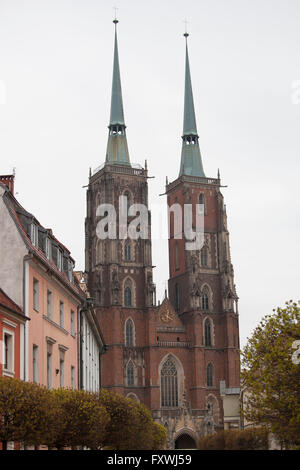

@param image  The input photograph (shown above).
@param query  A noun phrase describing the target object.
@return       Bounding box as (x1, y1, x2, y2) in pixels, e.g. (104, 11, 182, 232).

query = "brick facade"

(85, 164, 240, 449)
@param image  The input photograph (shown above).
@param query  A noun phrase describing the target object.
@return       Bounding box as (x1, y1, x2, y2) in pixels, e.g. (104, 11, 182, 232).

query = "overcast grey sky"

(1, 0, 299, 348)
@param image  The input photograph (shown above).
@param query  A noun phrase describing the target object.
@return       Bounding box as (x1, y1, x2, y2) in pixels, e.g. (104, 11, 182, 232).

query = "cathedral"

(85, 20, 240, 449)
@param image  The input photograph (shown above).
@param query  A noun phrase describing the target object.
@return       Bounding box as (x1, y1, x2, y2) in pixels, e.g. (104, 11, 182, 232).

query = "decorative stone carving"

(111, 270, 120, 305)
(146, 273, 156, 306)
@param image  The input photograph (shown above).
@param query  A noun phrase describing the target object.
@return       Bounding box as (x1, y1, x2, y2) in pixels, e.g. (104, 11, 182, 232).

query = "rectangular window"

(47, 350, 52, 389)
(30, 223, 38, 247)
(45, 237, 51, 260)
(33, 278, 39, 312)
(33, 345, 38, 383)
(70, 310, 75, 336)
(57, 249, 62, 272)
(59, 351, 65, 388)
(3, 332, 14, 372)
(47, 290, 52, 319)
(68, 260, 73, 283)
(59, 301, 64, 328)
(71, 366, 75, 390)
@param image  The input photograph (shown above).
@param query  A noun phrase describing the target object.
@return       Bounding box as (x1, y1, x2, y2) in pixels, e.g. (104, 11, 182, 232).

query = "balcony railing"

(166, 174, 220, 192)
(157, 341, 190, 348)
(92, 162, 146, 178)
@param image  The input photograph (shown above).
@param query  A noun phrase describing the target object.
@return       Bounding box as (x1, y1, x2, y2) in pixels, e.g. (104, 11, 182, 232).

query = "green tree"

(241, 300, 300, 449)
(44, 388, 109, 450)
(151, 422, 168, 450)
(0, 377, 50, 450)
(99, 390, 166, 450)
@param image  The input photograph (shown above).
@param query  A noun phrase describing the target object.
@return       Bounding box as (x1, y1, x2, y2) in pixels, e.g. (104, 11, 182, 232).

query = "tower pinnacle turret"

(179, 32, 205, 177)
(106, 19, 131, 166)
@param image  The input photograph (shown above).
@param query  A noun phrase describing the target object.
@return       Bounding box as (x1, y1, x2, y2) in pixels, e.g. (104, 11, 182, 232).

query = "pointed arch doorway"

(174, 433, 197, 449)
(174, 429, 198, 449)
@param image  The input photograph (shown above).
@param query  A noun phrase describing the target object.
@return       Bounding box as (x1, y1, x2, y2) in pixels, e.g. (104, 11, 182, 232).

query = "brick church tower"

(85, 19, 156, 398)
(85, 22, 240, 449)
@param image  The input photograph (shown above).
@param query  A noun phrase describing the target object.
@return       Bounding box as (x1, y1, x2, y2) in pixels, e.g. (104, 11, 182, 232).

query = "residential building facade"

(0, 288, 28, 380)
(0, 177, 95, 390)
(74, 271, 106, 392)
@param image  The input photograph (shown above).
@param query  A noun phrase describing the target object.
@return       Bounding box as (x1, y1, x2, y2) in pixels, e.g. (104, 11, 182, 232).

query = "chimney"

(0, 174, 15, 195)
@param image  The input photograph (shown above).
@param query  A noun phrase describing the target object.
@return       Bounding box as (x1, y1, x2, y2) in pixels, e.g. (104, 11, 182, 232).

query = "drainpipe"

(23, 255, 32, 382)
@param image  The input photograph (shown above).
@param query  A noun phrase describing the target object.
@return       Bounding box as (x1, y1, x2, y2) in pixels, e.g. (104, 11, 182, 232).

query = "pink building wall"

(28, 263, 79, 389)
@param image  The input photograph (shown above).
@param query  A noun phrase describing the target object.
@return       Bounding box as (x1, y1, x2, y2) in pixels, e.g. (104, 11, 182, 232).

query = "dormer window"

(67, 260, 73, 283)
(30, 223, 38, 248)
(57, 249, 63, 272)
(45, 237, 51, 260)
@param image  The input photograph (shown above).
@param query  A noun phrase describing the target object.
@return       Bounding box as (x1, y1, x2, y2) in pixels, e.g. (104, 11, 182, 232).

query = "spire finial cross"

(113, 5, 119, 25)
(183, 19, 189, 39)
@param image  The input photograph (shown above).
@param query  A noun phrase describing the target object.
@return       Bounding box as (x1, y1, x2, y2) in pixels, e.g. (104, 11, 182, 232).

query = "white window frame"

(47, 349, 52, 389)
(30, 223, 38, 247)
(59, 301, 64, 328)
(59, 351, 65, 388)
(57, 249, 63, 272)
(47, 289, 52, 319)
(33, 344, 39, 383)
(70, 310, 75, 336)
(68, 261, 73, 283)
(71, 365, 75, 390)
(33, 278, 39, 312)
(45, 237, 51, 260)
(2, 329, 15, 377)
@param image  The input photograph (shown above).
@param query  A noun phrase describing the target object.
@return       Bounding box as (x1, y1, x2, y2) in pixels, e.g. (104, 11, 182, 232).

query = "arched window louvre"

(202, 288, 209, 311)
(124, 242, 131, 261)
(123, 190, 131, 215)
(127, 361, 134, 386)
(125, 319, 134, 347)
(124, 278, 133, 307)
(204, 319, 212, 347)
(124, 287, 131, 306)
(198, 193, 205, 214)
(201, 246, 208, 267)
(161, 358, 178, 407)
(206, 363, 213, 387)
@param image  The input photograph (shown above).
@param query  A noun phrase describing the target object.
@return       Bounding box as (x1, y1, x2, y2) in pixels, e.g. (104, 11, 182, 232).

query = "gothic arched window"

(127, 361, 134, 386)
(125, 318, 134, 347)
(123, 190, 131, 215)
(202, 288, 209, 311)
(124, 279, 133, 307)
(124, 287, 132, 307)
(161, 358, 178, 408)
(206, 363, 213, 387)
(198, 193, 205, 214)
(204, 318, 212, 347)
(124, 242, 131, 261)
(201, 246, 208, 267)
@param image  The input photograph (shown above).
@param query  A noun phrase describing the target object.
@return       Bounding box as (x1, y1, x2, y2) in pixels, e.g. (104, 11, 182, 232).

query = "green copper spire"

(179, 32, 205, 177)
(106, 19, 130, 165)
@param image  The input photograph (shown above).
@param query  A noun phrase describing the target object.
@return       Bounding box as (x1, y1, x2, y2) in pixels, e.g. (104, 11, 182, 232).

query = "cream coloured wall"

(0, 187, 28, 308)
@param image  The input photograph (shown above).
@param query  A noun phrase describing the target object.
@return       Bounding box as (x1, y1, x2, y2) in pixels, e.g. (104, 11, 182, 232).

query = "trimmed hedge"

(198, 428, 268, 450)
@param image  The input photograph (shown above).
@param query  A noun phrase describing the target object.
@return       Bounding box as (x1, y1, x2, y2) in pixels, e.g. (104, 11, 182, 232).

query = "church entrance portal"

(174, 433, 197, 449)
